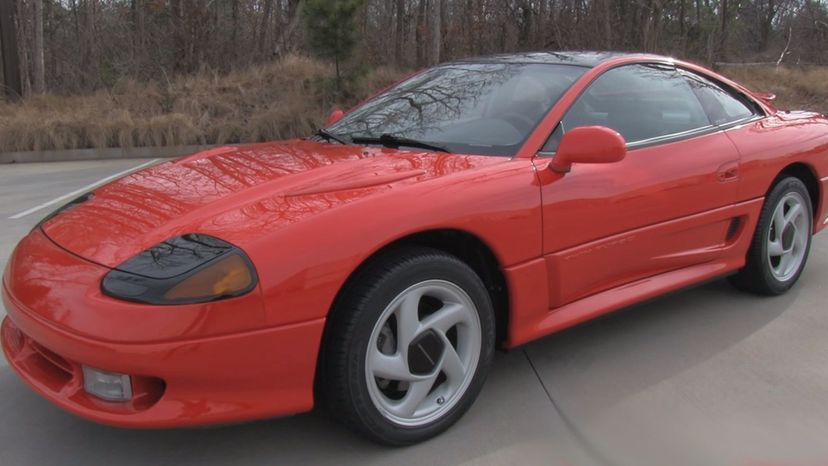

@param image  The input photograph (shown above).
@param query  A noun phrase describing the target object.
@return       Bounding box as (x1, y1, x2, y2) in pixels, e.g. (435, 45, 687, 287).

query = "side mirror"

(326, 109, 345, 126)
(548, 126, 626, 174)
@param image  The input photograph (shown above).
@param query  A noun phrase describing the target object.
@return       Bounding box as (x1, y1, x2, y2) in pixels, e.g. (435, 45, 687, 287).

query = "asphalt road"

(1, 160, 828, 466)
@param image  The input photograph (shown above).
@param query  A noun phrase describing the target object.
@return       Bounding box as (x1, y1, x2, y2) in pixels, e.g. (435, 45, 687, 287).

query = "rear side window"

(680, 70, 758, 126)
(542, 64, 712, 152)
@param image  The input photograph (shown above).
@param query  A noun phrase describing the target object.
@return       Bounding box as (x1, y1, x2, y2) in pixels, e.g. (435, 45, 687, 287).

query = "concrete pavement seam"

(522, 347, 617, 466)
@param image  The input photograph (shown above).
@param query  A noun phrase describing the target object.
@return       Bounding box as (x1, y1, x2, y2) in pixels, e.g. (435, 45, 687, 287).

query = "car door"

(676, 67, 779, 205)
(535, 63, 743, 308)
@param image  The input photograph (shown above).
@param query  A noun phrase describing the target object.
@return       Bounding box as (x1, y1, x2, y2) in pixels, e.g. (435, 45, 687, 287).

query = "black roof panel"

(452, 51, 665, 67)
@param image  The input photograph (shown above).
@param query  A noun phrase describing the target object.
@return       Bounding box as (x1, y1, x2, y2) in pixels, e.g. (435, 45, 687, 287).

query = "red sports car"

(3, 52, 828, 445)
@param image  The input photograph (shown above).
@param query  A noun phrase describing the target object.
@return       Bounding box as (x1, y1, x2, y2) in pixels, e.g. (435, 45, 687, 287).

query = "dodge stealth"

(3, 52, 828, 445)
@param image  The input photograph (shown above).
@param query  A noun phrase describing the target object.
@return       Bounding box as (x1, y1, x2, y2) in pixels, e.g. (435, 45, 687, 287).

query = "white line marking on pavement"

(8, 158, 162, 220)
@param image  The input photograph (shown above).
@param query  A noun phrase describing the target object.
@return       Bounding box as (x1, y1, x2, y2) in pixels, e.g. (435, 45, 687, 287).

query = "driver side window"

(541, 64, 712, 153)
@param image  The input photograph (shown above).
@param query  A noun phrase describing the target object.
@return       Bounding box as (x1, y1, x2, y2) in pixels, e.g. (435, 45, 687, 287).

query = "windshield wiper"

(351, 134, 451, 153)
(315, 128, 349, 145)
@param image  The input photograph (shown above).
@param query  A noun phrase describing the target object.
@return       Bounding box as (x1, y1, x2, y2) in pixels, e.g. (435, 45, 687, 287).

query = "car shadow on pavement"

(525, 277, 800, 419)
(522, 276, 808, 465)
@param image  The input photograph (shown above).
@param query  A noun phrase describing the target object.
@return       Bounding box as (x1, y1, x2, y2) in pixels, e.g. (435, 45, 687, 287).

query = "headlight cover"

(101, 234, 258, 305)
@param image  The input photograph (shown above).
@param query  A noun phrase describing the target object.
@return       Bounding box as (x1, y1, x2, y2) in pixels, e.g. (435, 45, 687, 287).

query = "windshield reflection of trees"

(330, 64, 521, 139)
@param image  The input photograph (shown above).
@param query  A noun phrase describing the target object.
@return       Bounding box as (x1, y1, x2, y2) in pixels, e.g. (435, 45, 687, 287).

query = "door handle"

(717, 162, 739, 183)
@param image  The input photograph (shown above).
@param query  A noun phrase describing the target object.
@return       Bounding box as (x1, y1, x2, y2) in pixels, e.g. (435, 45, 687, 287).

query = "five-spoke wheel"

(731, 176, 813, 295)
(365, 280, 481, 427)
(322, 247, 495, 445)
(767, 192, 810, 282)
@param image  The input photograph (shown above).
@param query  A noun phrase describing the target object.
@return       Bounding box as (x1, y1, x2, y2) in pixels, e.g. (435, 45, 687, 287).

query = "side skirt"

(504, 198, 764, 348)
(506, 258, 743, 347)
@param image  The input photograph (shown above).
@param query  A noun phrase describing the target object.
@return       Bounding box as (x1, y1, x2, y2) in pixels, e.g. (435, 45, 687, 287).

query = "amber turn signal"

(164, 254, 254, 301)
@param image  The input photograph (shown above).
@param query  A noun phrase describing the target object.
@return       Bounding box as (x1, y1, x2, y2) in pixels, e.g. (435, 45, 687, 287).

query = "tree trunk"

(719, 0, 729, 60)
(604, 0, 613, 49)
(537, 0, 548, 50)
(32, 0, 45, 93)
(279, 0, 302, 56)
(44, 0, 55, 85)
(395, 0, 404, 66)
(429, 0, 441, 65)
(416, 0, 427, 66)
(231, 0, 238, 60)
(131, 0, 145, 69)
(258, 0, 273, 58)
(16, 0, 29, 96)
(0, 0, 22, 100)
(172, 0, 188, 72)
(760, 0, 776, 51)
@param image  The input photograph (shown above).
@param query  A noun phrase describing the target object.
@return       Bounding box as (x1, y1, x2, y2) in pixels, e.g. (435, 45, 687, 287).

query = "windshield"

(326, 63, 587, 156)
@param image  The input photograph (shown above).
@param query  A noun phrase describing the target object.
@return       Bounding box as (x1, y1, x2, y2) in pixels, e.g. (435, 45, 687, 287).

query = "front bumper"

(2, 291, 324, 428)
(1, 231, 325, 428)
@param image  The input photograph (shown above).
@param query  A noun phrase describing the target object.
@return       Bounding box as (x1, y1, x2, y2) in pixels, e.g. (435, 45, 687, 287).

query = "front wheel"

(321, 247, 495, 445)
(730, 176, 813, 295)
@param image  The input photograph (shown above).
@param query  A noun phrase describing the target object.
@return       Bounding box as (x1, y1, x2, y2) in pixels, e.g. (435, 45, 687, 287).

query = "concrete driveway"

(1, 159, 827, 466)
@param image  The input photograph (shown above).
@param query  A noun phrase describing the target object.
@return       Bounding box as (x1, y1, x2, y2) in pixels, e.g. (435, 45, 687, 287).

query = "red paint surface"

(3, 55, 828, 427)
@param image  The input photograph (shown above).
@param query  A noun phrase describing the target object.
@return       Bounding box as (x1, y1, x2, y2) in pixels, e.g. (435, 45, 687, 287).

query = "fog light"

(82, 366, 133, 402)
(3, 320, 23, 354)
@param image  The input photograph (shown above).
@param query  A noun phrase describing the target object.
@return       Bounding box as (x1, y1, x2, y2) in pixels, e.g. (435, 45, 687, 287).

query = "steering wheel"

(501, 112, 537, 133)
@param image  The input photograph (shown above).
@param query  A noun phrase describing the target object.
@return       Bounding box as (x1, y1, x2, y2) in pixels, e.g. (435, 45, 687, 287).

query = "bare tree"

(0, 0, 22, 99)
(32, 0, 44, 93)
(395, 0, 405, 65)
(8, 0, 828, 96)
(429, 0, 441, 65)
(16, 0, 29, 96)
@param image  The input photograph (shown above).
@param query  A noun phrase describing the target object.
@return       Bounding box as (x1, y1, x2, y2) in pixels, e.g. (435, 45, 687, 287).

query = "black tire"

(730, 176, 813, 295)
(320, 246, 496, 445)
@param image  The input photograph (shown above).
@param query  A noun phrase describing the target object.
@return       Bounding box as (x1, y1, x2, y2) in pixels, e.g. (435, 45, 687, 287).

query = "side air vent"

(726, 217, 743, 242)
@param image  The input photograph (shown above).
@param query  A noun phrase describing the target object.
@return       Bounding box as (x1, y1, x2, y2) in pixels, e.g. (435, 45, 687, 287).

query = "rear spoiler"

(753, 92, 777, 104)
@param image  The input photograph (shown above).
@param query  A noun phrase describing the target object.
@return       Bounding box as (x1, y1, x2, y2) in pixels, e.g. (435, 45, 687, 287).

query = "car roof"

(451, 51, 666, 68)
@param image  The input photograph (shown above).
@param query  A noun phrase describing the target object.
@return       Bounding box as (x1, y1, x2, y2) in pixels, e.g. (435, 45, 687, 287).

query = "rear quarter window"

(680, 70, 759, 126)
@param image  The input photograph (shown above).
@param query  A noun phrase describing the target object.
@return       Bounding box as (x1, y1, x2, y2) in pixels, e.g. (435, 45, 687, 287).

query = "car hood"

(40, 140, 502, 268)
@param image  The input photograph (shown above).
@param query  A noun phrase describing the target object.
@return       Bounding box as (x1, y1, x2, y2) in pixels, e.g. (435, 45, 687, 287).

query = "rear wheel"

(730, 177, 813, 295)
(321, 247, 495, 445)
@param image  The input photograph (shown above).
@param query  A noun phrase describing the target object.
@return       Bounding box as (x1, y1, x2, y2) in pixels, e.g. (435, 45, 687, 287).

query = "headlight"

(101, 234, 258, 305)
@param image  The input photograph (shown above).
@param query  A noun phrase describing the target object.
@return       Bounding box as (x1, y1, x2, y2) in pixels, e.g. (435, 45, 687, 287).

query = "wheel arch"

(333, 229, 510, 345)
(774, 162, 821, 224)
(313, 229, 511, 403)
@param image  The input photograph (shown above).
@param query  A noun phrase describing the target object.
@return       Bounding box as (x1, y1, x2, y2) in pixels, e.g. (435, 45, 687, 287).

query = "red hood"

(41, 140, 501, 268)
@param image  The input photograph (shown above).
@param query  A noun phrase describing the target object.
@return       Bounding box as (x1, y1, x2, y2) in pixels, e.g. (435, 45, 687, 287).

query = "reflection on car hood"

(40, 139, 501, 268)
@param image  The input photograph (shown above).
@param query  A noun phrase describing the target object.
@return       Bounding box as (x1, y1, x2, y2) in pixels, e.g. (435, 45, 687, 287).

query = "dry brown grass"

(0, 55, 404, 153)
(2, 61, 825, 154)
(720, 65, 828, 114)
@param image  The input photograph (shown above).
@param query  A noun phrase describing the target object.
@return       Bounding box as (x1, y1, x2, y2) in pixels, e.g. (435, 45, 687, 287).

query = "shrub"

(0, 55, 404, 153)
(719, 65, 828, 114)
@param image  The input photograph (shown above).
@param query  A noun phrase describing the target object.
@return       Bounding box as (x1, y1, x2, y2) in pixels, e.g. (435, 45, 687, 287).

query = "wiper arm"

(351, 134, 450, 153)
(315, 128, 349, 145)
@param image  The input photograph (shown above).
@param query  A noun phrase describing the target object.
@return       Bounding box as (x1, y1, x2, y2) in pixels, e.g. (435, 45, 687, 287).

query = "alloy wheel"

(767, 191, 811, 282)
(364, 280, 482, 427)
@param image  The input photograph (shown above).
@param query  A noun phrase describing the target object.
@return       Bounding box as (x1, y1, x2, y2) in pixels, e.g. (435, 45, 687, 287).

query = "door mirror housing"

(326, 109, 345, 126)
(547, 126, 626, 174)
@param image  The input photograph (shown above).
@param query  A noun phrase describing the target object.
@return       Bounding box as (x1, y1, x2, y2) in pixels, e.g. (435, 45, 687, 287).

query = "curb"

(0, 145, 214, 164)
